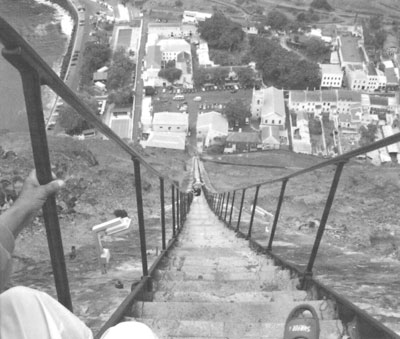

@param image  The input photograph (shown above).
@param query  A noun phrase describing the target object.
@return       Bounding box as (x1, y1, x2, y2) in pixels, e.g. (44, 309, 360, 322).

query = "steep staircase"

(130, 194, 344, 338)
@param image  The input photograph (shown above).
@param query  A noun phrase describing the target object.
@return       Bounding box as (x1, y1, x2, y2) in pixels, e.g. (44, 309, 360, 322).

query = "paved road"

(132, 12, 148, 141)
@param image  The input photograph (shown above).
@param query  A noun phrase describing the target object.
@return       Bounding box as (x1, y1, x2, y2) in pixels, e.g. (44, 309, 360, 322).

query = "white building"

(345, 63, 383, 92)
(143, 112, 188, 150)
(251, 86, 285, 125)
(320, 64, 343, 88)
(196, 111, 229, 147)
(182, 10, 212, 25)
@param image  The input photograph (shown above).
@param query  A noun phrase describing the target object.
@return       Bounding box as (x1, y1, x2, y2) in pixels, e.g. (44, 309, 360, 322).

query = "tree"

(223, 98, 251, 126)
(370, 15, 382, 30)
(236, 67, 255, 88)
(58, 94, 97, 135)
(193, 67, 209, 87)
(158, 67, 182, 83)
(80, 42, 111, 87)
(198, 13, 245, 51)
(310, 0, 333, 11)
(107, 47, 135, 91)
(265, 10, 289, 31)
(107, 86, 133, 105)
(303, 37, 330, 62)
(175, 0, 183, 6)
(359, 124, 378, 146)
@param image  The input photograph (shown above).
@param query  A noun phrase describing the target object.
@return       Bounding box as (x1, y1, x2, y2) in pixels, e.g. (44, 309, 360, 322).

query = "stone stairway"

(130, 194, 343, 339)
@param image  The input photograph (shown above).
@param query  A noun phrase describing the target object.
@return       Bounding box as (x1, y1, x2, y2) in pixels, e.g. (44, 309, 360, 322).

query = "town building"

(109, 106, 132, 140)
(196, 111, 229, 148)
(143, 37, 193, 88)
(182, 10, 212, 25)
(251, 86, 285, 125)
(320, 64, 343, 88)
(224, 132, 261, 153)
(344, 63, 382, 92)
(291, 112, 312, 154)
(143, 112, 188, 150)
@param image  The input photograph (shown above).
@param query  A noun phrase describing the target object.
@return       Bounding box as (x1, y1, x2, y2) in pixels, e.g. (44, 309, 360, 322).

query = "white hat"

(100, 321, 159, 339)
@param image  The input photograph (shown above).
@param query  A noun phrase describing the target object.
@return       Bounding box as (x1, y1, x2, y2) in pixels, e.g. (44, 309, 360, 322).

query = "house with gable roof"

(251, 86, 286, 126)
(197, 111, 229, 148)
(142, 112, 188, 150)
(224, 132, 261, 153)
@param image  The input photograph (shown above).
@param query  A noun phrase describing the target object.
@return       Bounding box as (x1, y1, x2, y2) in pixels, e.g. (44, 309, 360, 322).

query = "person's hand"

(13, 170, 64, 214)
(1, 170, 65, 238)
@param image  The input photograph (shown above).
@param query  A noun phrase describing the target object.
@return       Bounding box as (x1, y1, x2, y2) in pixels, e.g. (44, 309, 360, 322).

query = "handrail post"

(304, 162, 346, 283)
(216, 194, 221, 214)
(267, 179, 288, 251)
(132, 156, 148, 277)
(228, 191, 236, 227)
(247, 185, 260, 240)
(176, 187, 180, 231)
(159, 178, 166, 250)
(219, 193, 226, 219)
(224, 192, 230, 222)
(12, 59, 72, 310)
(236, 189, 246, 232)
(171, 185, 176, 237)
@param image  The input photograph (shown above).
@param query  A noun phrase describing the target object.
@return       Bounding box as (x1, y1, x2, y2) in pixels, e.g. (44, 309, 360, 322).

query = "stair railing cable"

(0, 16, 192, 337)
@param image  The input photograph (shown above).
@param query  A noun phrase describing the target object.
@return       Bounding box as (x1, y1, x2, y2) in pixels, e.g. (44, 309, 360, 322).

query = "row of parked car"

(162, 83, 243, 95)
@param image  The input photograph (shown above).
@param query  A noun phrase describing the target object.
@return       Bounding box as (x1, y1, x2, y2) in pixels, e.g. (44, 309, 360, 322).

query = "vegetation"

(310, 0, 333, 11)
(80, 42, 111, 87)
(107, 48, 135, 91)
(359, 124, 378, 146)
(265, 10, 289, 31)
(223, 98, 251, 127)
(158, 61, 182, 84)
(107, 48, 135, 106)
(249, 36, 321, 90)
(303, 37, 331, 62)
(58, 94, 98, 135)
(198, 13, 245, 52)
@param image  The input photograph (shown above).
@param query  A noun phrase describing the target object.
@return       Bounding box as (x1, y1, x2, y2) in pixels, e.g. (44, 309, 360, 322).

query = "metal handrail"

(0, 15, 192, 318)
(0, 16, 177, 184)
(201, 127, 400, 191)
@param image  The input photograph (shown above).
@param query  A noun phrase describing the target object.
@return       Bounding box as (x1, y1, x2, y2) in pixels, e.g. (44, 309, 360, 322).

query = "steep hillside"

(0, 131, 191, 331)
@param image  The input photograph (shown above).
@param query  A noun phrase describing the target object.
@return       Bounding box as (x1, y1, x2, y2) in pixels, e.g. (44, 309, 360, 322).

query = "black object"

(284, 304, 320, 339)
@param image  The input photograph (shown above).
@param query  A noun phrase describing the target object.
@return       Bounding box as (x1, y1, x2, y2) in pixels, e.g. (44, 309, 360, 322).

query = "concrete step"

(154, 277, 300, 293)
(131, 300, 337, 322)
(155, 267, 278, 281)
(166, 255, 274, 268)
(167, 247, 262, 259)
(130, 318, 343, 339)
(153, 290, 308, 303)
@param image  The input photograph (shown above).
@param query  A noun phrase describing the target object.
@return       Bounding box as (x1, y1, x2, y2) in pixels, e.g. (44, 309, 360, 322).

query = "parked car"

(193, 96, 202, 102)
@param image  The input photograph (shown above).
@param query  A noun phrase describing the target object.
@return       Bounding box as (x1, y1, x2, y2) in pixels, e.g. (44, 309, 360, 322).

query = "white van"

(193, 96, 202, 102)
(173, 94, 185, 101)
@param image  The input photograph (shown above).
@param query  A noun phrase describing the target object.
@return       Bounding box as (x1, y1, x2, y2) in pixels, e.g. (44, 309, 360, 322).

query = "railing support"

(176, 187, 180, 230)
(132, 156, 148, 277)
(236, 189, 246, 232)
(304, 162, 346, 282)
(224, 192, 230, 222)
(247, 185, 260, 240)
(219, 193, 226, 219)
(7, 54, 73, 310)
(267, 179, 288, 251)
(171, 185, 176, 237)
(159, 178, 166, 250)
(228, 191, 236, 227)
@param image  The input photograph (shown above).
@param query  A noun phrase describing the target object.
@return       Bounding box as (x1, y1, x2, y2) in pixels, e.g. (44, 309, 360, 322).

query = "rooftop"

(226, 131, 260, 143)
(110, 118, 130, 139)
(145, 131, 186, 150)
(320, 64, 342, 74)
(337, 89, 361, 102)
(370, 96, 389, 106)
(158, 39, 191, 54)
(262, 87, 285, 117)
(153, 112, 188, 126)
(145, 45, 162, 69)
(197, 112, 228, 133)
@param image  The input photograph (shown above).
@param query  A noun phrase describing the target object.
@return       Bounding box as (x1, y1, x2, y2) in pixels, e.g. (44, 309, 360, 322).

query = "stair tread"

(132, 300, 336, 322)
(128, 318, 342, 339)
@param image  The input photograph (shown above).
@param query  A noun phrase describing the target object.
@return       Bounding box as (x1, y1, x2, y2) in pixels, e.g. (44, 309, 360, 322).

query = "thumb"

(42, 179, 65, 197)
